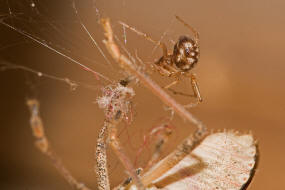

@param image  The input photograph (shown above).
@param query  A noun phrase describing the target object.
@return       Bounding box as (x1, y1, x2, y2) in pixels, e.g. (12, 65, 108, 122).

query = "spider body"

(172, 36, 199, 72)
(152, 16, 203, 104)
(155, 35, 199, 77)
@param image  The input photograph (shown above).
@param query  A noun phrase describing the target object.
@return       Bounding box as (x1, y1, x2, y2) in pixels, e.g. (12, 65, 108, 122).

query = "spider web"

(0, 1, 258, 190)
(0, 0, 117, 84)
(0, 0, 182, 189)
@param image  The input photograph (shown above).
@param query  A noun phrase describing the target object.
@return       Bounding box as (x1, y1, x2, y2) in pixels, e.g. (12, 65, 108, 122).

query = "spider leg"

(186, 73, 203, 107)
(191, 74, 202, 102)
(152, 65, 169, 76)
(164, 79, 179, 89)
(175, 15, 200, 44)
(119, 21, 168, 57)
(163, 71, 183, 89)
(164, 73, 202, 108)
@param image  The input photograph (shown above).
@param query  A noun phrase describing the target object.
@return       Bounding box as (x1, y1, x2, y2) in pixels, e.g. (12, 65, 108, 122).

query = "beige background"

(0, 0, 284, 189)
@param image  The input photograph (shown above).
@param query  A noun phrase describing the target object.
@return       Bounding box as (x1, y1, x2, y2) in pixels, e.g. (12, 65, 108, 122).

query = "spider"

(119, 16, 203, 107)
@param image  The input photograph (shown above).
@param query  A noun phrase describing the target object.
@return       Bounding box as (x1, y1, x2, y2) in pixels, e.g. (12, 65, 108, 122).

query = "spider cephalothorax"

(172, 36, 199, 72)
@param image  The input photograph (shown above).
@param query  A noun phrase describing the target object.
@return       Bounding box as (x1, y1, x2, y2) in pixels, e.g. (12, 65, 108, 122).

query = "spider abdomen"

(173, 36, 199, 72)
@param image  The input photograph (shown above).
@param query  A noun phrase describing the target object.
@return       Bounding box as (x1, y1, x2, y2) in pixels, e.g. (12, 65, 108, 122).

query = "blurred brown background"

(0, 0, 284, 189)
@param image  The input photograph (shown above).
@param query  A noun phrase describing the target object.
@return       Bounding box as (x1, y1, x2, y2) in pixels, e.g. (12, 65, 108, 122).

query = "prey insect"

(119, 16, 202, 108)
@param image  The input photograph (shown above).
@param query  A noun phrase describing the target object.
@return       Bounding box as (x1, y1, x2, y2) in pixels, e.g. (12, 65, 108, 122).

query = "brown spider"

(120, 16, 202, 107)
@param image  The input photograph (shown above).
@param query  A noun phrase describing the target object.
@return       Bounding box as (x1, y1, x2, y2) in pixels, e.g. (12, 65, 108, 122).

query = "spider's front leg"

(119, 21, 168, 57)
